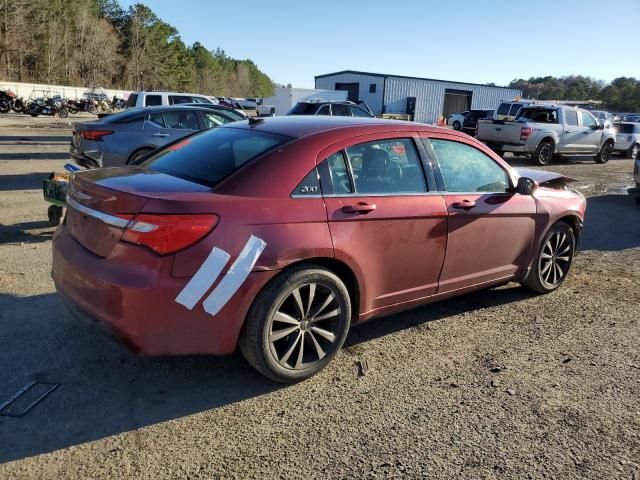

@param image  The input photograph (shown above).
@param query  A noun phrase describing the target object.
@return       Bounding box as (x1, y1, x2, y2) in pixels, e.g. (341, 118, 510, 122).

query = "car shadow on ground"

(0, 135, 71, 144)
(0, 152, 69, 161)
(582, 194, 640, 251)
(0, 172, 52, 191)
(0, 221, 55, 245)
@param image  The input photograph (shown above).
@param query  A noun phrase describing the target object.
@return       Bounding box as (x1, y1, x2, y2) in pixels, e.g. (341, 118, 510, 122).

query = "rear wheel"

(239, 264, 351, 383)
(532, 140, 554, 166)
(58, 108, 68, 119)
(452, 120, 461, 130)
(47, 205, 63, 227)
(522, 222, 575, 294)
(595, 140, 613, 164)
(0, 100, 10, 113)
(127, 148, 153, 165)
(628, 143, 639, 160)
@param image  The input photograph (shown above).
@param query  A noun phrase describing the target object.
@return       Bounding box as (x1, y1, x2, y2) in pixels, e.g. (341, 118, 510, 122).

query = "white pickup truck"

(476, 104, 616, 165)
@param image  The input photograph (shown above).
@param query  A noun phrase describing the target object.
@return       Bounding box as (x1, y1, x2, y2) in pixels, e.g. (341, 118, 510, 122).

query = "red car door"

(422, 133, 536, 293)
(319, 134, 448, 317)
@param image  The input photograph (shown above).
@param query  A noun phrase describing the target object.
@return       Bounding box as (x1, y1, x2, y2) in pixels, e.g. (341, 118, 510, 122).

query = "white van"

(125, 91, 215, 108)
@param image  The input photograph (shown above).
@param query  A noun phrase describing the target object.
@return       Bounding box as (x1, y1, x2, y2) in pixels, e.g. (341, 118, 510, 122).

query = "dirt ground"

(0, 113, 638, 479)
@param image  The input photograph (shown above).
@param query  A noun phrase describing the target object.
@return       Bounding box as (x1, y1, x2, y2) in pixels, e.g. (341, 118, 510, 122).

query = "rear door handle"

(451, 200, 476, 210)
(342, 202, 377, 214)
(153, 132, 169, 137)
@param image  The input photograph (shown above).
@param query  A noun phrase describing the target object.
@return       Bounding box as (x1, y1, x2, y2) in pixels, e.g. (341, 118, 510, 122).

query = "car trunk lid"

(65, 167, 213, 257)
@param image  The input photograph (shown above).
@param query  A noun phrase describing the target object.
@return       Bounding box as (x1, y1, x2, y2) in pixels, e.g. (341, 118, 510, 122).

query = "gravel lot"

(0, 114, 639, 479)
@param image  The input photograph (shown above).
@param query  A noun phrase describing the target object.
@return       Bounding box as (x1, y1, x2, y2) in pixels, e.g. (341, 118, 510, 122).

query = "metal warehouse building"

(315, 70, 522, 124)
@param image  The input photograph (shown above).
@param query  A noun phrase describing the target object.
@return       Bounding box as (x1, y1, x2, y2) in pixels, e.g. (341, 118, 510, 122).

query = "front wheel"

(595, 141, 613, 164)
(452, 120, 461, 130)
(0, 100, 9, 113)
(47, 205, 63, 226)
(522, 222, 575, 294)
(239, 265, 352, 383)
(58, 108, 68, 118)
(628, 143, 639, 160)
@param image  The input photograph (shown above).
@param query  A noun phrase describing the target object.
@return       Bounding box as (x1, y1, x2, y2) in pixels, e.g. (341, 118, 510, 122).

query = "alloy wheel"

(539, 143, 553, 164)
(268, 282, 342, 370)
(538, 231, 573, 288)
(631, 144, 639, 160)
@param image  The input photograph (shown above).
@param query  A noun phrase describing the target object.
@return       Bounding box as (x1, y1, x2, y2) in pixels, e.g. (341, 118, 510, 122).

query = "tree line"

(508, 75, 640, 112)
(0, 0, 275, 97)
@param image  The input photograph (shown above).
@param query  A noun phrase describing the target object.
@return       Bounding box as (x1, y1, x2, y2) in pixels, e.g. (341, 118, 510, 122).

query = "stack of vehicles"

(476, 104, 615, 165)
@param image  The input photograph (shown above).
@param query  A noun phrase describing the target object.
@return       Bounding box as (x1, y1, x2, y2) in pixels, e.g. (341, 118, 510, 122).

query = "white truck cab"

(125, 91, 214, 109)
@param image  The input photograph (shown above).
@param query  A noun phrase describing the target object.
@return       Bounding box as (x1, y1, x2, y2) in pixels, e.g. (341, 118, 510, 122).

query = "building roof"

(314, 70, 518, 91)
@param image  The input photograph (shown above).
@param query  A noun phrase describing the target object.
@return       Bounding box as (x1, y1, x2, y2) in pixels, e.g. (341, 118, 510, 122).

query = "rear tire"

(522, 222, 575, 294)
(595, 141, 613, 164)
(127, 148, 153, 165)
(47, 205, 63, 227)
(239, 264, 351, 383)
(628, 143, 639, 160)
(532, 140, 554, 166)
(452, 120, 461, 130)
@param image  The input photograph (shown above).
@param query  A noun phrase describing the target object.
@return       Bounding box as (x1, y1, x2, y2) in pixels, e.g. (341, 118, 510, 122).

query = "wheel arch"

(126, 145, 155, 164)
(557, 214, 583, 252)
(535, 135, 556, 152)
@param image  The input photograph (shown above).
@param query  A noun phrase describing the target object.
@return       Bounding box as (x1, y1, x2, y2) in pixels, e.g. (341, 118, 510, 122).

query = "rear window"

(496, 103, 511, 115)
(288, 103, 319, 115)
(102, 109, 145, 124)
(516, 108, 559, 124)
(125, 93, 138, 108)
(141, 127, 292, 187)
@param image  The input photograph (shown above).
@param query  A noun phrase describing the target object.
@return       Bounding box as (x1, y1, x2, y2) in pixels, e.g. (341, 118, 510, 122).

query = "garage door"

(443, 89, 472, 118)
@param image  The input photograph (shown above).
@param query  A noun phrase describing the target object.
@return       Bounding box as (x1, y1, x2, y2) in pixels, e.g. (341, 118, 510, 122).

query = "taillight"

(520, 127, 532, 140)
(119, 214, 219, 255)
(81, 130, 113, 141)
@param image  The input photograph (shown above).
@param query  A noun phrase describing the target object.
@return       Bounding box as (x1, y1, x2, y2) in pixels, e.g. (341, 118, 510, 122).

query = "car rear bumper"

(501, 144, 526, 152)
(52, 225, 277, 356)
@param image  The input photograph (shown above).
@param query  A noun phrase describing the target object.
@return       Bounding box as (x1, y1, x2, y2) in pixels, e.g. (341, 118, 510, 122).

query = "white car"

(447, 111, 467, 130)
(614, 122, 640, 160)
(590, 110, 615, 128)
(125, 91, 215, 108)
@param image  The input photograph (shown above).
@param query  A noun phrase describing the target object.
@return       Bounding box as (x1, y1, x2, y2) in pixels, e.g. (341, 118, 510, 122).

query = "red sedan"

(53, 117, 586, 382)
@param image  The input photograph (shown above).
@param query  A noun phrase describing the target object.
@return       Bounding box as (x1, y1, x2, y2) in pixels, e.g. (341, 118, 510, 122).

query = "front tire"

(239, 264, 352, 383)
(452, 120, 461, 130)
(628, 143, 639, 160)
(522, 222, 575, 294)
(595, 141, 613, 164)
(532, 140, 554, 166)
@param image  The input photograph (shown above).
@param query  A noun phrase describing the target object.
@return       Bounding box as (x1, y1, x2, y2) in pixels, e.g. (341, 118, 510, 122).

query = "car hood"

(514, 168, 576, 185)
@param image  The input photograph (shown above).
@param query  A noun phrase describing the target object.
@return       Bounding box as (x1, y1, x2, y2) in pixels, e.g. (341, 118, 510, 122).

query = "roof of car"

(221, 115, 455, 139)
(127, 105, 216, 113)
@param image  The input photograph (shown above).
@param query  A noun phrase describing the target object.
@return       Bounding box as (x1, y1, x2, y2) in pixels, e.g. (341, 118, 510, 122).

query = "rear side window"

(429, 139, 509, 193)
(163, 110, 200, 130)
(288, 103, 318, 115)
(317, 105, 330, 115)
(148, 112, 165, 127)
(496, 103, 511, 116)
(142, 128, 292, 187)
(350, 106, 371, 117)
(191, 96, 212, 104)
(145, 95, 162, 107)
(125, 93, 138, 108)
(169, 95, 193, 105)
(331, 104, 350, 116)
(345, 139, 427, 194)
(565, 110, 579, 126)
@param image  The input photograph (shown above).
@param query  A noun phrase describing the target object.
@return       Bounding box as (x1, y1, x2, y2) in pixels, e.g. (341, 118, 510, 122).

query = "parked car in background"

(54, 116, 586, 382)
(494, 100, 532, 121)
(125, 91, 215, 108)
(288, 100, 374, 117)
(461, 109, 494, 135)
(590, 110, 615, 128)
(613, 122, 640, 160)
(447, 111, 468, 130)
(477, 104, 615, 165)
(70, 105, 239, 168)
(180, 103, 248, 121)
(623, 114, 640, 122)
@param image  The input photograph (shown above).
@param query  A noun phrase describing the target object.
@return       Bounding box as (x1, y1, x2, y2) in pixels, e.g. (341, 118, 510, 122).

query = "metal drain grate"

(0, 381, 59, 417)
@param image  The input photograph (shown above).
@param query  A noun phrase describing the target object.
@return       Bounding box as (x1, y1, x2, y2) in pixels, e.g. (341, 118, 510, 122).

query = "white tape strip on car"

(175, 247, 231, 310)
(202, 235, 267, 316)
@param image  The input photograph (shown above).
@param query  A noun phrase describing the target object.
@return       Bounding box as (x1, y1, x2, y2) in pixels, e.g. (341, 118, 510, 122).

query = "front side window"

(191, 96, 212, 104)
(145, 95, 162, 107)
(429, 139, 509, 193)
(169, 95, 193, 105)
(163, 110, 200, 130)
(316, 105, 330, 115)
(580, 111, 597, 128)
(350, 106, 371, 117)
(345, 138, 427, 194)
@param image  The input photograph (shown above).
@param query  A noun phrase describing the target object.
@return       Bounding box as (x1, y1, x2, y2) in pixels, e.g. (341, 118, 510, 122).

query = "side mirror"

(597, 123, 605, 130)
(516, 177, 537, 195)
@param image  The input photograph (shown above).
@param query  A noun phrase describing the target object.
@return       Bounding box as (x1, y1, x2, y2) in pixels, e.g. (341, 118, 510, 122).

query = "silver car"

(70, 105, 242, 168)
(614, 122, 640, 160)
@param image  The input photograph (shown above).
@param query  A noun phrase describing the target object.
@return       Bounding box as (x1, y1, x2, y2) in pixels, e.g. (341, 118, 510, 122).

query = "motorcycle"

(0, 89, 16, 113)
(12, 97, 26, 113)
(27, 97, 69, 118)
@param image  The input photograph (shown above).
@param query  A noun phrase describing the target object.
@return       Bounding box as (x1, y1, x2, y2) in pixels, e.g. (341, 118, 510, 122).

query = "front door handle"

(342, 202, 377, 214)
(451, 200, 476, 210)
(153, 132, 169, 137)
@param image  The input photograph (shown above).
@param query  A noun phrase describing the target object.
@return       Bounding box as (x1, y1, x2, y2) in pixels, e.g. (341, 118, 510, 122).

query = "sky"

(121, 0, 640, 88)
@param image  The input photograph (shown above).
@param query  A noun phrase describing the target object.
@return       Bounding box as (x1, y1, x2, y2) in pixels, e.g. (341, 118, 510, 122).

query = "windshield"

(288, 103, 319, 115)
(141, 127, 293, 187)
